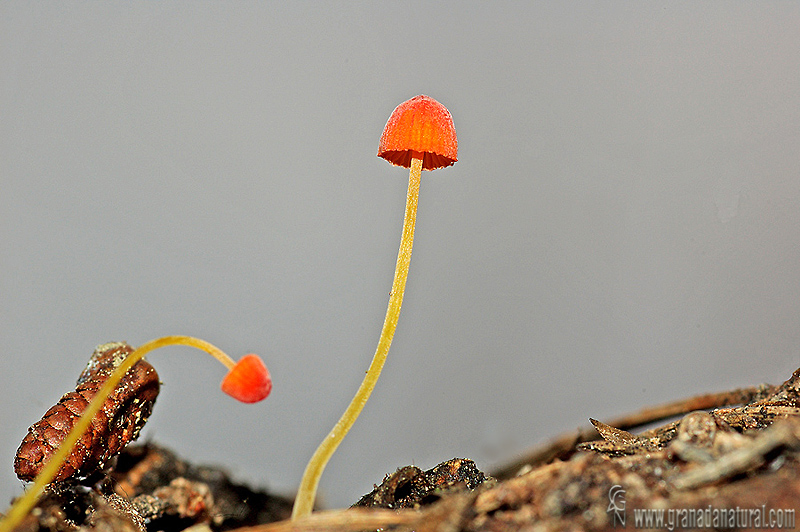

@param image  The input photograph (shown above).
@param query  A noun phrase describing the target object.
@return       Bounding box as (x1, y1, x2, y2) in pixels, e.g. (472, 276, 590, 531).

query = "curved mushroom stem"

(292, 155, 423, 519)
(0, 336, 238, 532)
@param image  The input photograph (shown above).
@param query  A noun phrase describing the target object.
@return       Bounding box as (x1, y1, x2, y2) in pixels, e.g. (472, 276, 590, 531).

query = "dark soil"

(4, 367, 799, 532)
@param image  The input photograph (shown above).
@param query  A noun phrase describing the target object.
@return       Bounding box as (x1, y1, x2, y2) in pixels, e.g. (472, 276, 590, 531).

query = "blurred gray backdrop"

(2, 2, 799, 510)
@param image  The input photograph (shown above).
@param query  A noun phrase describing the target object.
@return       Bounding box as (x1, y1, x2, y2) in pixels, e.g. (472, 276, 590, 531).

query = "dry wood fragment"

(227, 508, 417, 532)
(491, 382, 775, 478)
(672, 416, 800, 490)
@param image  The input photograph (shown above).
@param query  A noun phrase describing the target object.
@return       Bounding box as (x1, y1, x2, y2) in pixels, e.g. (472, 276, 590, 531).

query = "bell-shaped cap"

(378, 95, 457, 170)
(221, 354, 272, 403)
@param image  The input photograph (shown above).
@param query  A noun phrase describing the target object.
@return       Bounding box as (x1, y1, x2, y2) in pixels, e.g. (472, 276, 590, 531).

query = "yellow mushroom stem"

(292, 155, 424, 519)
(0, 336, 237, 532)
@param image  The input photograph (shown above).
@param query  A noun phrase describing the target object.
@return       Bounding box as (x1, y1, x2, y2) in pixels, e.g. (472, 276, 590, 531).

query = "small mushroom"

(0, 335, 271, 532)
(292, 95, 457, 519)
(221, 353, 272, 403)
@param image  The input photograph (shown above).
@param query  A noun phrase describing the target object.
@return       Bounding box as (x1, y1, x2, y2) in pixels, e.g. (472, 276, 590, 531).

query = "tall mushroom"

(292, 95, 457, 519)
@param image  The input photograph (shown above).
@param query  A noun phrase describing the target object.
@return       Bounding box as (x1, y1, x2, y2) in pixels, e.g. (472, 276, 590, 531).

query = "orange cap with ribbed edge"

(378, 95, 457, 170)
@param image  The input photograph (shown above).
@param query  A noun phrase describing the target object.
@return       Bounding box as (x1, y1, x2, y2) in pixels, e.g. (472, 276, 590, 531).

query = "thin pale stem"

(292, 157, 423, 519)
(0, 335, 236, 532)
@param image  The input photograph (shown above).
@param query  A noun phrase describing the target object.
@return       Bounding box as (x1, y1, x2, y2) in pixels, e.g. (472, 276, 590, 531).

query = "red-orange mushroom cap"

(378, 95, 457, 170)
(220, 354, 272, 403)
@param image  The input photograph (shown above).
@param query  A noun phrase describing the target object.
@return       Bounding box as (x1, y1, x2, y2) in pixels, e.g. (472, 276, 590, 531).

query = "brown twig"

(491, 383, 774, 479)
(672, 416, 800, 489)
(230, 507, 417, 532)
(230, 491, 480, 532)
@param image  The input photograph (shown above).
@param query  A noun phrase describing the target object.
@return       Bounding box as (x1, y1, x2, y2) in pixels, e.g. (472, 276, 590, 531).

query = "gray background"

(2, 2, 799, 510)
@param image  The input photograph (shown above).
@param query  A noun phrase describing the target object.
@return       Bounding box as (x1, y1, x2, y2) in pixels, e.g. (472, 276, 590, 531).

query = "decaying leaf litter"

(5, 365, 798, 531)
